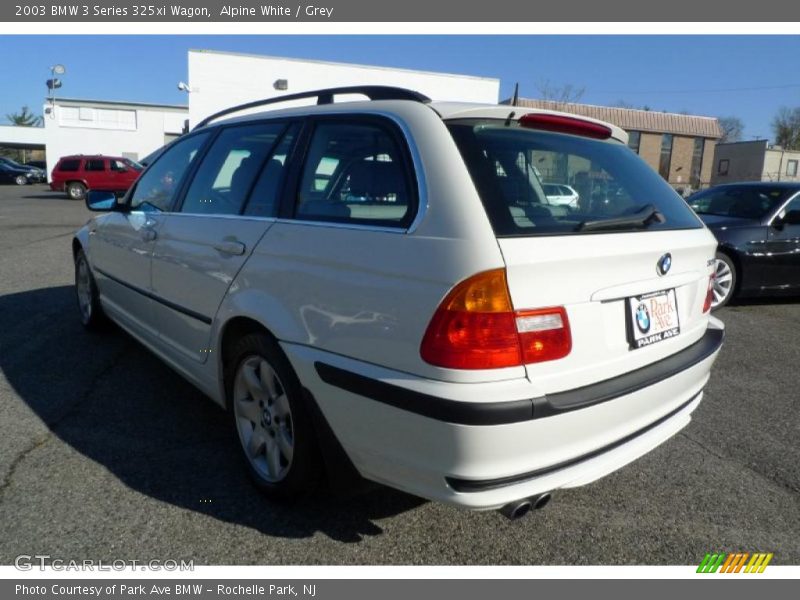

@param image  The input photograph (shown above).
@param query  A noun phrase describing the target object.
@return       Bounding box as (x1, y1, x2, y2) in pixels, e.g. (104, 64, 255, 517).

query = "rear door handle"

(214, 241, 246, 256)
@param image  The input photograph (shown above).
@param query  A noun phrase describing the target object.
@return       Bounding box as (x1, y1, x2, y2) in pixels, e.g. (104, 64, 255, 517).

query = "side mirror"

(779, 209, 800, 226)
(85, 190, 119, 212)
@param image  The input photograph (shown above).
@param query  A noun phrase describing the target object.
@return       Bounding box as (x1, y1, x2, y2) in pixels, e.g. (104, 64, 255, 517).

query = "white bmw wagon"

(73, 87, 724, 518)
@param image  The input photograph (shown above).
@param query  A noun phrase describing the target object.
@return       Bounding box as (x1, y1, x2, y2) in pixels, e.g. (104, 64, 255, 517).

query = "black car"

(688, 182, 800, 308)
(0, 161, 35, 186)
(24, 160, 46, 170)
(0, 157, 46, 183)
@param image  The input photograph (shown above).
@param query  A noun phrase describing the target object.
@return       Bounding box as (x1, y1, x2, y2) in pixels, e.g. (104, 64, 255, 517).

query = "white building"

(9, 52, 499, 180)
(186, 50, 501, 128)
(42, 98, 188, 176)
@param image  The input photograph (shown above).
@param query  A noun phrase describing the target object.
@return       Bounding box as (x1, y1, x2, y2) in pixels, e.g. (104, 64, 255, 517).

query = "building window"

(658, 134, 673, 180)
(690, 137, 704, 188)
(627, 131, 641, 154)
(787, 160, 798, 177)
(718, 159, 729, 176)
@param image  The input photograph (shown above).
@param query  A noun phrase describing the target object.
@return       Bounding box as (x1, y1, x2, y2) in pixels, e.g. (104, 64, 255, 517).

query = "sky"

(0, 35, 799, 141)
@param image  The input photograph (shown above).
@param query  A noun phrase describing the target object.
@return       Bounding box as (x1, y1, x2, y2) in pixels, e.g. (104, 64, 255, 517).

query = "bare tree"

(772, 107, 800, 149)
(717, 116, 744, 143)
(537, 80, 586, 103)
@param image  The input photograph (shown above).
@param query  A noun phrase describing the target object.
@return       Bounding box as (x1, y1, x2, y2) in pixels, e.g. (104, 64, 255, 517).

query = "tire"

(66, 182, 87, 201)
(226, 333, 322, 500)
(14, 174, 28, 186)
(711, 252, 737, 310)
(74, 249, 106, 330)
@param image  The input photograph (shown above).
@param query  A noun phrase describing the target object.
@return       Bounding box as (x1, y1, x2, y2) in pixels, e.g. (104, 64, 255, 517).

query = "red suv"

(51, 155, 143, 200)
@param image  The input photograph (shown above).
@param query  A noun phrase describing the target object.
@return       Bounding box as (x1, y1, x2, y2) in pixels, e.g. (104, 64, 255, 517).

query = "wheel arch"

(216, 313, 367, 495)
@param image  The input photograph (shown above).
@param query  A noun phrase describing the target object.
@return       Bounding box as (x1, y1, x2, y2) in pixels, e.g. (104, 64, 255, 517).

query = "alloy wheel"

(712, 258, 733, 308)
(76, 256, 93, 323)
(232, 355, 294, 483)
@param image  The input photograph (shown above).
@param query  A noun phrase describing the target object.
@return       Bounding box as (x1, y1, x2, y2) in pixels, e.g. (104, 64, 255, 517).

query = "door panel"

(89, 211, 164, 337)
(150, 215, 272, 363)
(90, 131, 214, 338)
(763, 223, 800, 291)
(149, 122, 290, 363)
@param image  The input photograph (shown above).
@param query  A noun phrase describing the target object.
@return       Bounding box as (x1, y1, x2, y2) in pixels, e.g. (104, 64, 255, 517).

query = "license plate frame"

(626, 288, 681, 350)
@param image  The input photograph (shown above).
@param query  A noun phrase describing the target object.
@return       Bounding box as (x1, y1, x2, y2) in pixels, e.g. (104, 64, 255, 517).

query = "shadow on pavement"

(0, 285, 424, 545)
(20, 193, 71, 201)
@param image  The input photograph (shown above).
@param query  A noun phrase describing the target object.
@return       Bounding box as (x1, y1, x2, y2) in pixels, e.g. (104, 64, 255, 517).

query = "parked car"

(24, 160, 47, 170)
(688, 182, 800, 308)
(51, 155, 142, 200)
(0, 161, 36, 186)
(72, 86, 724, 517)
(542, 183, 579, 207)
(0, 157, 45, 183)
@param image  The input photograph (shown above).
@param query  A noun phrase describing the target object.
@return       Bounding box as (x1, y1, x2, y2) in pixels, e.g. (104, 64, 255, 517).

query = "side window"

(85, 159, 105, 172)
(130, 133, 210, 212)
(295, 121, 415, 227)
(58, 159, 80, 172)
(110, 159, 128, 172)
(244, 123, 300, 217)
(181, 123, 286, 216)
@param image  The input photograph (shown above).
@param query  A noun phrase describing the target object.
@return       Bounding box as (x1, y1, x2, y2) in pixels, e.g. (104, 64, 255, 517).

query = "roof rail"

(193, 86, 431, 130)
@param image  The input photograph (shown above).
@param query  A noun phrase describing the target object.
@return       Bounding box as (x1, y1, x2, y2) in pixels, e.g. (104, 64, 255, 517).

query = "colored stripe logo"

(697, 552, 773, 573)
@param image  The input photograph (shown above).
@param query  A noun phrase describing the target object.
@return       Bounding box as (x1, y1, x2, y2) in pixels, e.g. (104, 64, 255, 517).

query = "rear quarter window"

(57, 159, 81, 172)
(447, 119, 703, 237)
(293, 119, 417, 228)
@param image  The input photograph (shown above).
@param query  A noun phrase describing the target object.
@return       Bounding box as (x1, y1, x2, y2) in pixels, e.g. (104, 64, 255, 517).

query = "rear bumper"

(282, 320, 724, 509)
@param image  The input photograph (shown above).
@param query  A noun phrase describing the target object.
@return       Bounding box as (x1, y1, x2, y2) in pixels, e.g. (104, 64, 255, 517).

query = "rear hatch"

(447, 115, 716, 393)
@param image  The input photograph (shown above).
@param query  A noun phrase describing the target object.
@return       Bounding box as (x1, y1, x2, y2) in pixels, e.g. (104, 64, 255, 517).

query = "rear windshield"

(447, 119, 702, 237)
(688, 185, 794, 220)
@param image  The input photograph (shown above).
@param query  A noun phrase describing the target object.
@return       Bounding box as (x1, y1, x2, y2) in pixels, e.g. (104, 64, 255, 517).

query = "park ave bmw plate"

(627, 289, 680, 349)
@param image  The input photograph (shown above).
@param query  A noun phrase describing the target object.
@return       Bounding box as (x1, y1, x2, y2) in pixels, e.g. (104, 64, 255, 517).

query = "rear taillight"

(519, 113, 612, 139)
(420, 269, 572, 370)
(703, 274, 715, 313)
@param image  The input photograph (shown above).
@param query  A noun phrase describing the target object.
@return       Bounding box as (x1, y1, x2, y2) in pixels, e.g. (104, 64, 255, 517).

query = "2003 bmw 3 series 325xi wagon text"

(72, 87, 724, 518)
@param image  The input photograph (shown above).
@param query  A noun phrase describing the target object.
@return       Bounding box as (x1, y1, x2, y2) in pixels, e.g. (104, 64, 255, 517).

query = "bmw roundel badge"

(657, 253, 672, 276)
(635, 303, 651, 333)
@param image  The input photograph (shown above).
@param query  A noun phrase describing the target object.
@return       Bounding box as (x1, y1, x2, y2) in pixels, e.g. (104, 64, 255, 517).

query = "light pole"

(46, 64, 65, 118)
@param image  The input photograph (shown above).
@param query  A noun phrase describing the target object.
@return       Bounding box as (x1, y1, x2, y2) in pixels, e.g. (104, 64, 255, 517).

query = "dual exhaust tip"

(498, 492, 552, 520)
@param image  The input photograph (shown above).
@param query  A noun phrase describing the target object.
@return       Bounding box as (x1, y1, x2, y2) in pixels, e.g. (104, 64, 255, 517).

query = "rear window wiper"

(576, 204, 665, 232)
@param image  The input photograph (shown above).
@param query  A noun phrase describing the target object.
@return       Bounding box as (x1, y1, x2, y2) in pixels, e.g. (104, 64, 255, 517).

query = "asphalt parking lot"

(0, 183, 798, 566)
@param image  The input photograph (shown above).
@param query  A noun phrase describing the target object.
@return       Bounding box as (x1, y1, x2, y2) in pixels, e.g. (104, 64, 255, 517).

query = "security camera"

(177, 82, 190, 92)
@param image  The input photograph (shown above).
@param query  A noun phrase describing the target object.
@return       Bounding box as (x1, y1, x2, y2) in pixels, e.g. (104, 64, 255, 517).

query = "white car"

(73, 86, 724, 519)
(542, 183, 580, 207)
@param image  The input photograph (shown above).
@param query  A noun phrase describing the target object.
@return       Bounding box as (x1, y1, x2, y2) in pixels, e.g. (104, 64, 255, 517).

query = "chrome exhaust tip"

(531, 492, 552, 510)
(498, 499, 532, 520)
(498, 493, 552, 520)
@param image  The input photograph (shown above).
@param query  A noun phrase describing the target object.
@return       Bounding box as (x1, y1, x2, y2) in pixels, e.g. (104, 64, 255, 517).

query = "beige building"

(710, 140, 800, 185)
(506, 98, 723, 192)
